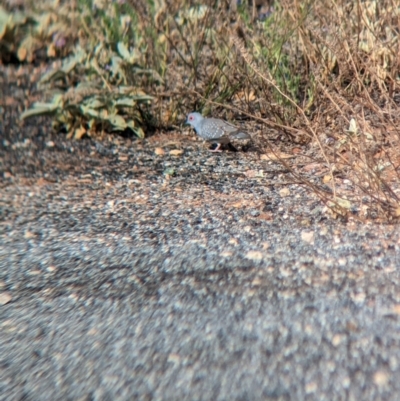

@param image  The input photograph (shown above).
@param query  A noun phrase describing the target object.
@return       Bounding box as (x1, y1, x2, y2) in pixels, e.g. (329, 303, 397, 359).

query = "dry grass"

(3, 0, 400, 221)
(140, 0, 400, 221)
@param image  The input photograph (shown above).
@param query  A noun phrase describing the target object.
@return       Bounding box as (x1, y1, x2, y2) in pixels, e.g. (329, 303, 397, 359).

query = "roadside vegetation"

(2, 0, 400, 221)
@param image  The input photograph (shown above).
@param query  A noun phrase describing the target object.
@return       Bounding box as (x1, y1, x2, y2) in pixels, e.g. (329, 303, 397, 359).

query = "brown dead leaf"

(261, 153, 293, 161)
(154, 147, 165, 155)
(258, 212, 273, 221)
(233, 89, 256, 102)
(17, 47, 27, 61)
(229, 201, 244, 208)
(392, 207, 400, 217)
(74, 126, 87, 139)
(47, 43, 57, 58)
(35, 178, 51, 186)
(303, 163, 324, 172)
(169, 149, 183, 156)
(323, 175, 332, 183)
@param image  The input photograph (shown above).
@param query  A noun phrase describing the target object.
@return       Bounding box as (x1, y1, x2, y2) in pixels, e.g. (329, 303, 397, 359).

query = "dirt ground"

(2, 64, 400, 400)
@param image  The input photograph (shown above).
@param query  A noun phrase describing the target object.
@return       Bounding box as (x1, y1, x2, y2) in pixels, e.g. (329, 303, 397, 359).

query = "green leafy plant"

(0, 3, 77, 62)
(21, 85, 151, 139)
(0, 6, 35, 61)
(21, 44, 152, 138)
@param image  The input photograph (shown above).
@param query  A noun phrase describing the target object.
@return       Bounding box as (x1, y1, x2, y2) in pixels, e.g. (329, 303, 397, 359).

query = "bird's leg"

(209, 143, 222, 153)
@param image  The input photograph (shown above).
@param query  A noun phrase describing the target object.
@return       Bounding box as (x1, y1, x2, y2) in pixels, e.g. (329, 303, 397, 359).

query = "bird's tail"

(230, 131, 250, 140)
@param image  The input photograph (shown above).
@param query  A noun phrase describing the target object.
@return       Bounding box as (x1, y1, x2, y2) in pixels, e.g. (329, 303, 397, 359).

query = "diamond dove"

(186, 112, 250, 152)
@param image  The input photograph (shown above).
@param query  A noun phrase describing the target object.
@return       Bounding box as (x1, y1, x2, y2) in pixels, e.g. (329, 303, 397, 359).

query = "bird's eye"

(190, 116, 193, 120)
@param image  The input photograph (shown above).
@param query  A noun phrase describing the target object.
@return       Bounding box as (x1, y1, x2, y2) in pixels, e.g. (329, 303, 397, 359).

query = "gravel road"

(2, 67, 400, 401)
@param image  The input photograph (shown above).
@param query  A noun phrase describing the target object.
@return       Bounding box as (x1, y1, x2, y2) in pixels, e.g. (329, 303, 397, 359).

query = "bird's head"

(185, 112, 203, 129)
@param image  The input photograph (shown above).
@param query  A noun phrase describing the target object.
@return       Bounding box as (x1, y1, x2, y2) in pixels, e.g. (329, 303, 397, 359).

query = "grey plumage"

(186, 112, 250, 151)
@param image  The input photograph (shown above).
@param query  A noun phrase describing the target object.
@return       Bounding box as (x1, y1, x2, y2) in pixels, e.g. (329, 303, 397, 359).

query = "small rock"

(279, 188, 290, 197)
(245, 251, 263, 261)
(167, 353, 181, 364)
(373, 370, 389, 387)
(319, 226, 328, 235)
(342, 376, 351, 388)
(351, 292, 366, 304)
(331, 334, 344, 347)
(245, 170, 257, 178)
(46, 141, 55, 147)
(0, 293, 12, 305)
(259, 212, 273, 221)
(24, 231, 35, 239)
(301, 230, 314, 244)
(305, 382, 317, 393)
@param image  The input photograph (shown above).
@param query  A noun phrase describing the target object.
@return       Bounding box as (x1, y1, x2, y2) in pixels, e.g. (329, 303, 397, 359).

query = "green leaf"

(80, 105, 100, 118)
(129, 94, 153, 102)
(39, 69, 67, 84)
(0, 8, 10, 40)
(114, 97, 137, 107)
(107, 114, 127, 130)
(127, 121, 145, 138)
(94, 43, 104, 56)
(117, 42, 130, 59)
(52, 94, 64, 107)
(61, 58, 79, 74)
(117, 41, 139, 64)
(126, 119, 135, 128)
(85, 98, 105, 109)
(40, 51, 86, 84)
(134, 127, 145, 138)
(20, 103, 59, 119)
